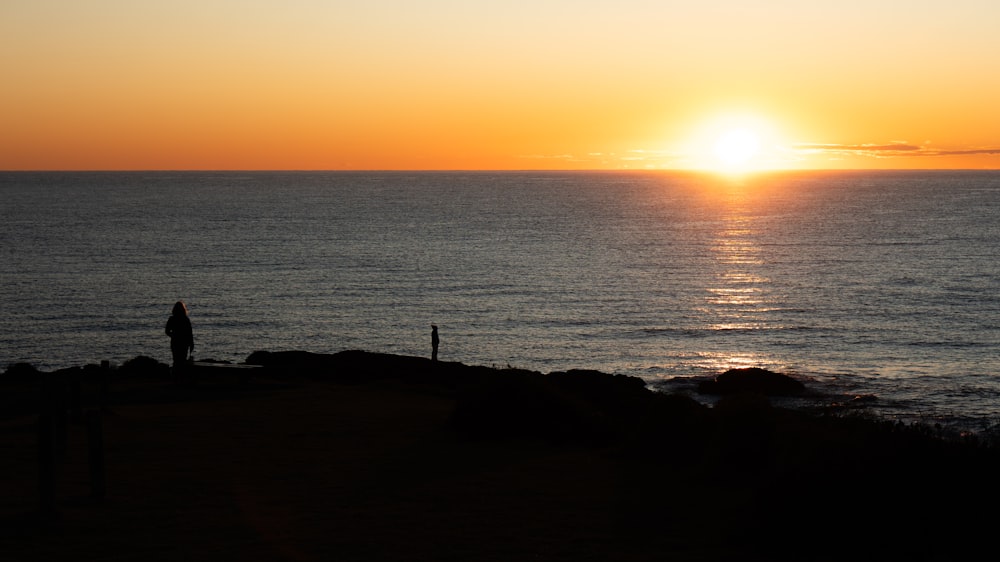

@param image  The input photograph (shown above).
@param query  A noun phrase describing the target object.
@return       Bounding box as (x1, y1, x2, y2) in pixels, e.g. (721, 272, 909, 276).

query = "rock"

(245, 349, 481, 385)
(546, 369, 648, 402)
(3, 362, 40, 380)
(118, 356, 170, 378)
(450, 369, 613, 444)
(697, 367, 805, 396)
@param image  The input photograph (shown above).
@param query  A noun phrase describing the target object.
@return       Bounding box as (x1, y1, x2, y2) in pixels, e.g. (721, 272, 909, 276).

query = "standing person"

(431, 325, 439, 362)
(165, 301, 194, 371)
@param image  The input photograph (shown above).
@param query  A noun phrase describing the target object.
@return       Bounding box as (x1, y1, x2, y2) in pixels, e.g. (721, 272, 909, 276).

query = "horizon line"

(3, 167, 1000, 173)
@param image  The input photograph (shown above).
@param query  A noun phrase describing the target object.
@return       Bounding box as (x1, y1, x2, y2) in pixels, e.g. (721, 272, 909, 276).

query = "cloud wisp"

(794, 142, 1000, 158)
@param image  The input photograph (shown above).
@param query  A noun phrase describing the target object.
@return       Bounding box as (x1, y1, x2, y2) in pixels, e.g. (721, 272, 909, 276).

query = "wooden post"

(70, 372, 82, 422)
(39, 372, 70, 464)
(86, 410, 106, 500)
(37, 413, 57, 518)
(99, 360, 111, 411)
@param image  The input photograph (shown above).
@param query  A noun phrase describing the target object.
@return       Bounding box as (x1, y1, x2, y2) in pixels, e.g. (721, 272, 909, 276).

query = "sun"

(676, 112, 787, 173)
(713, 128, 761, 169)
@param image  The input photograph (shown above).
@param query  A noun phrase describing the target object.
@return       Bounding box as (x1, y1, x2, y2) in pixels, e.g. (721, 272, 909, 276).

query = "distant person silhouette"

(431, 325, 439, 362)
(165, 301, 194, 371)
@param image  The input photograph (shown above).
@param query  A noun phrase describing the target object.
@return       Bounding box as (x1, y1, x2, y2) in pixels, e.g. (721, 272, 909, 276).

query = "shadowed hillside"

(2, 350, 997, 561)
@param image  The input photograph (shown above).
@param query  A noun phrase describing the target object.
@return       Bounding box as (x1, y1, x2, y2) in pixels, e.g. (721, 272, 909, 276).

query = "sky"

(3, 1, 1000, 171)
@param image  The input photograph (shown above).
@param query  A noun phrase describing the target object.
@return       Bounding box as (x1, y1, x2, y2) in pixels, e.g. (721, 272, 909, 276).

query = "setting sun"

(675, 112, 787, 172)
(713, 128, 761, 170)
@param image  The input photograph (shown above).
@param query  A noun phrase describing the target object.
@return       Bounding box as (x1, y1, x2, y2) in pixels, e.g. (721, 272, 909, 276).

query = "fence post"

(70, 372, 82, 422)
(37, 413, 57, 518)
(99, 360, 111, 412)
(86, 410, 106, 501)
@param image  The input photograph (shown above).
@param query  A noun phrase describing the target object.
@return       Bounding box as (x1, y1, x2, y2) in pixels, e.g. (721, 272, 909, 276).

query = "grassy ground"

(2, 354, 998, 561)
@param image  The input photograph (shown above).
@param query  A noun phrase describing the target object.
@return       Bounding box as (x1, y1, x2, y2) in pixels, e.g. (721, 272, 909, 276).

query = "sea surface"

(2, 171, 999, 432)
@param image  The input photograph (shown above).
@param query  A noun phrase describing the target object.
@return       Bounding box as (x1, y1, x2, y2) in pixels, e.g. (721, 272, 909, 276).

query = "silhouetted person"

(431, 325, 439, 362)
(165, 301, 194, 372)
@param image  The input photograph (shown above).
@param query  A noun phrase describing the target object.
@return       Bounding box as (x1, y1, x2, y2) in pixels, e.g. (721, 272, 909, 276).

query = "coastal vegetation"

(2, 351, 997, 560)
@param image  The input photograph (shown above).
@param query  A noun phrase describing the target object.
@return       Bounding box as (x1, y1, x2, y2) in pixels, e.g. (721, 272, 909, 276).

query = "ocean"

(2, 170, 999, 432)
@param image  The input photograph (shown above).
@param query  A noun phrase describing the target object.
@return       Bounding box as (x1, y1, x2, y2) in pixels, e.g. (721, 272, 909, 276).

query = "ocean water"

(2, 171, 999, 431)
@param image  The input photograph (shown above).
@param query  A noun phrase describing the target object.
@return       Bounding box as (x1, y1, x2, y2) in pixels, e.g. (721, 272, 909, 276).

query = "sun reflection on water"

(694, 352, 776, 373)
(705, 191, 773, 334)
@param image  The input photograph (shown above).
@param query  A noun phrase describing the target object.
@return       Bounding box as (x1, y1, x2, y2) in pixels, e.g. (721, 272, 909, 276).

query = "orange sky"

(3, 1, 1000, 170)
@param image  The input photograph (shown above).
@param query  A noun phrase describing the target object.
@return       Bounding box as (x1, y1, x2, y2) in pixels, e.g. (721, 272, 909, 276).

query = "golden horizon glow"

(2, 2, 999, 171)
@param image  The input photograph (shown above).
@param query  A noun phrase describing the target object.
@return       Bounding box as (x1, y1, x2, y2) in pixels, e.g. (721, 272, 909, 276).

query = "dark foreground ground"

(2, 351, 998, 561)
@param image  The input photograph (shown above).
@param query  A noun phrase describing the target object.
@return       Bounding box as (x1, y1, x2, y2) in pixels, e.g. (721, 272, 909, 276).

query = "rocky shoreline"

(3, 350, 999, 560)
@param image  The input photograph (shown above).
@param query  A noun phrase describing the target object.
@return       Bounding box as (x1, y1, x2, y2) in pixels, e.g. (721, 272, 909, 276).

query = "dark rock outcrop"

(3, 362, 40, 381)
(118, 355, 170, 378)
(245, 349, 474, 385)
(697, 367, 805, 396)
